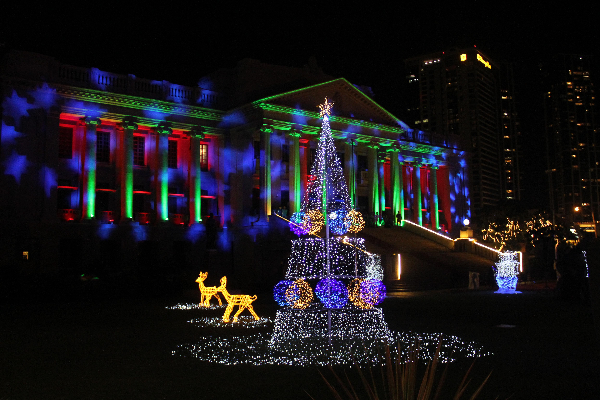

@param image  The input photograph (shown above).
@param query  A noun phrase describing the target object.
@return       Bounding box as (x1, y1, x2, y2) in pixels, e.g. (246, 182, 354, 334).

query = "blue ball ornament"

(328, 209, 350, 235)
(274, 280, 294, 306)
(315, 278, 348, 309)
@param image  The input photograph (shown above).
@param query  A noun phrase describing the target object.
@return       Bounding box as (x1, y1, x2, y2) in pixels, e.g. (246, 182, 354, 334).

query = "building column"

(345, 138, 357, 209)
(189, 127, 204, 224)
(430, 165, 439, 230)
(368, 143, 379, 215)
(390, 150, 403, 224)
(120, 117, 137, 222)
(216, 135, 225, 226)
(261, 125, 273, 219)
(82, 116, 100, 220)
(300, 139, 309, 196)
(413, 163, 422, 226)
(155, 122, 172, 222)
(378, 151, 386, 219)
(289, 130, 301, 214)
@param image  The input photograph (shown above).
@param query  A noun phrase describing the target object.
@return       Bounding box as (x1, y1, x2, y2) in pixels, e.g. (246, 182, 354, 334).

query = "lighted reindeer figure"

(217, 276, 260, 323)
(195, 272, 222, 307)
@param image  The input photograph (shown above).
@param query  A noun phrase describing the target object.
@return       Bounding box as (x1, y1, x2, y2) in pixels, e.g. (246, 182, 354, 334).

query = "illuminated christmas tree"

(271, 98, 390, 358)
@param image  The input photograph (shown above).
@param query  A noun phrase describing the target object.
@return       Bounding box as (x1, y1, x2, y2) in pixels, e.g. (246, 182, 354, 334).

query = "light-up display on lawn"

(269, 98, 389, 355)
(169, 98, 491, 367)
(493, 251, 520, 294)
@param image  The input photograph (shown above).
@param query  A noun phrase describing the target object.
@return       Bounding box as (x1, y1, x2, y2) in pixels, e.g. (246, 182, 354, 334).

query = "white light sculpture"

(493, 251, 521, 294)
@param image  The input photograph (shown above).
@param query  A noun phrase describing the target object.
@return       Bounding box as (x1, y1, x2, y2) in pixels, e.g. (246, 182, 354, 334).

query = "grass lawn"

(1, 286, 598, 399)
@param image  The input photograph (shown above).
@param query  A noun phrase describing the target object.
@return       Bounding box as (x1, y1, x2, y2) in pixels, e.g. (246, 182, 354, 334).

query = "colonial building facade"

(0, 51, 470, 283)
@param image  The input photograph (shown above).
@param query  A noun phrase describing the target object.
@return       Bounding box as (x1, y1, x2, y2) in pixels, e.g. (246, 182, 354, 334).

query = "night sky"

(2, 2, 599, 209)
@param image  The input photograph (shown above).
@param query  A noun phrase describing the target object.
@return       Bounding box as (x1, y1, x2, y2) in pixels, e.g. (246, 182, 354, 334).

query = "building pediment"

(252, 78, 409, 131)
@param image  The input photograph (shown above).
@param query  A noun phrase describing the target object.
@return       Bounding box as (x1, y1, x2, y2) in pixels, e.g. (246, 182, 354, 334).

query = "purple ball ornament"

(360, 279, 386, 306)
(315, 278, 348, 309)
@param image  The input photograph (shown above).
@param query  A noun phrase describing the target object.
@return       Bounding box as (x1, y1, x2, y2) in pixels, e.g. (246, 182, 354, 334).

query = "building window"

(168, 140, 177, 169)
(96, 131, 110, 163)
(199, 144, 208, 172)
(133, 136, 145, 166)
(59, 126, 73, 159)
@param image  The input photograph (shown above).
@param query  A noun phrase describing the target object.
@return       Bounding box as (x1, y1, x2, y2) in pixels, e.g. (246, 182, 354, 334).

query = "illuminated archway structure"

(0, 51, 470, 277)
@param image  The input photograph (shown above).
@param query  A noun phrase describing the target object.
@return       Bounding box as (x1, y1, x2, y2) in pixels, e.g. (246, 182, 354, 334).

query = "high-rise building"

(405, 48, 521, 215)
(544, 54, 598, 227)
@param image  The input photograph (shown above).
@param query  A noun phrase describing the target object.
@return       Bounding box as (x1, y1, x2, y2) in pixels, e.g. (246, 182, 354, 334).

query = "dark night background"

(2, 2, 599, 209)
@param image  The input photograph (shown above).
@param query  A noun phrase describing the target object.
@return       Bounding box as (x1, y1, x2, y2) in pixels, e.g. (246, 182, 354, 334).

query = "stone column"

(430, 165, 439, 230)
(120, 117, 137, 222)
(289, 130, 301, 214)
(390, 149, 403, 224)
(300, 139, 309, 196)
(413, 163, 422, 226)
(378, 150, 386, 219)
(261, 125, 273, 219)
(155, 122, 172, 222)
(189, 127, 204, 224)
(368, 143, 379, 215)
(82, 116, 101, 220)
(345, 138, 357, 209)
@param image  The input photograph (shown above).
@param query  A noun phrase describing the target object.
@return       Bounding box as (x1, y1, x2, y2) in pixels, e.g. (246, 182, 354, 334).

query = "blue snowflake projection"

(273, 280, 294, 306)
(315, 278, 348, 309)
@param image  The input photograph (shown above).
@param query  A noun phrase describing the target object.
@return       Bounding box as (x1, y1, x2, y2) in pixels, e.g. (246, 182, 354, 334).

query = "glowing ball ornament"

(328, 210, 350, 235)
(289, 212, 309, 236)
(348, 278, 386, 309)
(315, 278, 348, 309)
(346, 209, 365, 233)
(273, 280, 294, 306)
(285, 279, 314, 309)
(305, 209, 324, 235)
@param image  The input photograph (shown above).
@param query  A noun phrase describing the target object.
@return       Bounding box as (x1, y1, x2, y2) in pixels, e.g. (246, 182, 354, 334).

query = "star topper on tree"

(318, 97, 334, 117)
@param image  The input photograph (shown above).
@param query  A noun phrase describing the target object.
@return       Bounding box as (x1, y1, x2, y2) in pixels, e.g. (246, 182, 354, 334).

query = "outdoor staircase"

(362, 226, 495, 291)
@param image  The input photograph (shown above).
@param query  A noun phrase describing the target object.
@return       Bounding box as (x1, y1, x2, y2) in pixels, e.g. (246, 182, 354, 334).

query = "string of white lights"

(173, 330, 492, 367)
(188, 316, 273, 329)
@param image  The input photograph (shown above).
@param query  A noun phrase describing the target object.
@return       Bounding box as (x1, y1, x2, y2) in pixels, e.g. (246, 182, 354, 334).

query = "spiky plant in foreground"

(310, 339, 492, 400)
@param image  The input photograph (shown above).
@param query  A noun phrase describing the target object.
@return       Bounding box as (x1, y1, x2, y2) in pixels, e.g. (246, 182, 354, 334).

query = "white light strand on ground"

(188, 316, 273, 329)
(173, 331, 492, 366)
